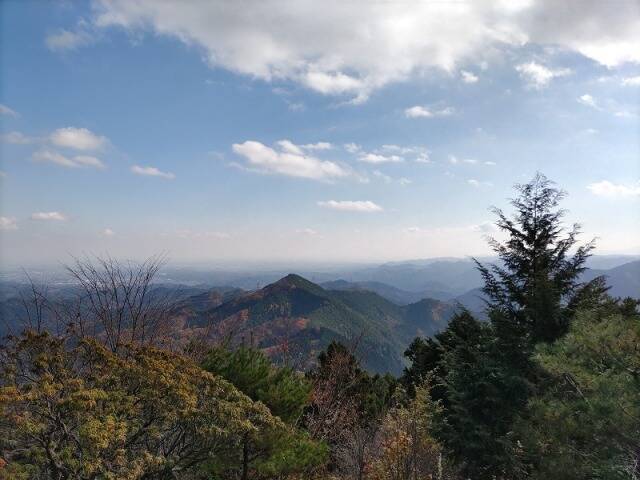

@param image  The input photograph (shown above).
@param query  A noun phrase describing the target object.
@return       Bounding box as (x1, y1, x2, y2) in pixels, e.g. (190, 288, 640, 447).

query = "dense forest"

(1, 174, 638, 479)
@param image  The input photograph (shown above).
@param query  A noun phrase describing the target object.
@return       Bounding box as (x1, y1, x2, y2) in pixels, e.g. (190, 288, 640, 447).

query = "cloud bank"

(90, 0, 640, 101)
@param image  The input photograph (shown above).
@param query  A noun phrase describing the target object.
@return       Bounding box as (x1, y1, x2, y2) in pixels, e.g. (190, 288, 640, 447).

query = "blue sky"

(1, 0, 639, 266)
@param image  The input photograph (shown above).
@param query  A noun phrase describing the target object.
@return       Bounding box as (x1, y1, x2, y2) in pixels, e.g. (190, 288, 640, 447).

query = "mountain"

(321, 279, 451, 304)
(348, 259, 483, 296)
(584, 255, 640, 270)
(582, 260, 640, 299)
(452, 260, 640, 315)
(175, 274, 456, 374)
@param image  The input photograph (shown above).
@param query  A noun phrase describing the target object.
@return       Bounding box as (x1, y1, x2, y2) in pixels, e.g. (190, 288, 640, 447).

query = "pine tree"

(202, 345, 324, 478)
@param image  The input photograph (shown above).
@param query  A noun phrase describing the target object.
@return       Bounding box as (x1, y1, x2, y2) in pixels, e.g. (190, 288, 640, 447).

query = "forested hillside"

(171, 273, 455, 374)
(1, 174, 638, 479)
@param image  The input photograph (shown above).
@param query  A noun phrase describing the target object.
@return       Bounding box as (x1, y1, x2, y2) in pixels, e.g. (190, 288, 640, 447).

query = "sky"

(1, 0, 639, 267)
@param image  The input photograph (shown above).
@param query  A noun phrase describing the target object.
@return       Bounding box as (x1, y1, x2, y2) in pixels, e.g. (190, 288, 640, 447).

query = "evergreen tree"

(202, 345, 325, 479)
(403, 174, 605, 479)
(402, 310, 481, 403)
(474, 172, 599, 344)
(515, 299, 640, 479)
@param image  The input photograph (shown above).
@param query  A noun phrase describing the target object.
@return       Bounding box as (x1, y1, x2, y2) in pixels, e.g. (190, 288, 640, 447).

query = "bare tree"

(335, 425, 377, 480)
(65, 254, 172, 352)
(16, 273, 50, 334)
(305, 343, 361, 444)
(7, 272, 70, 338)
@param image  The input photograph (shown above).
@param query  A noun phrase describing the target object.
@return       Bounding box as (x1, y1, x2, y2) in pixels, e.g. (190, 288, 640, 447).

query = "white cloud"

(232, 140, 348, 180)
(344, 143, 361, 154)
(405, 222, 496, 235)
(484, 161, 497, 166)
(449, 155, 477, 165)
(614, 109, 637, 118)
(302, 142, 332, 150)
(405, 106, 432, 118)
(131, 165, 176, 179)
(415, 152, 431, 164)
(303, 71, 366, 99)
(373, 170, 392, 183)
(50, 127, 107, 150)
(278, 140, 333, 155)
(45, 29, 93, 51)
(515, 61, 571, 89)
(73, 155, 105, 168)
(381, 144, 417, 155)
(103, 228, 115, 236)
(372, 170, 412, 186)
(31, 211, 67, 221)
(32, 150, 106, 169)
(587, 180, 640, 197)
(621, 76, 640, 86)
(0, 217, 18, 230)
(287, 101, 305, 112)
(461, 70, 479, 83)
(405, 105, 454, 118)
(1, 131, 36, 144)
(467, 179, 493, 187)
(472, 221, 498, 234)
(276, 139, 303, 155)
(359, 153, 404, 164)
(0, 104, 18, 117)
(90, 1, 640, 100)
(318, 200, 383, 212)
(577, 94, 598, 108)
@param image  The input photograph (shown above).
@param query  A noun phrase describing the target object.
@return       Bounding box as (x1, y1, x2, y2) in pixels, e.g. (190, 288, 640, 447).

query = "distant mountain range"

(1, 257, 638, 374)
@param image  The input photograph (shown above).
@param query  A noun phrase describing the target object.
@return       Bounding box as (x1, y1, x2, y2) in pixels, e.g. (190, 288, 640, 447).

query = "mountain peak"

(270, 273, 326, 293)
